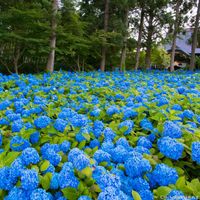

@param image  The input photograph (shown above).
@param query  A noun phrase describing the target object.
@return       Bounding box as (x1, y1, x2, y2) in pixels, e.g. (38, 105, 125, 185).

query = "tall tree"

(143, 0, 170, 69)
(190, 0, 200, 71)
(120, 7, 129, 72)
(135, 7, 145, 70)
(169, 0, 182, 72)
(100, 0, 110, 72)
(46, 0, 59, 72)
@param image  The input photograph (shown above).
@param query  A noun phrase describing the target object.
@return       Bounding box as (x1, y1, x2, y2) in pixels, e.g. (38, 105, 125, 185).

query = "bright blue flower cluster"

(54, 118, 68, 132)
(163, 121, 182, 138)
(34, 116, 51, 129)
(124, 153, 151, 178)
(151, 164, 178, 186)
(10, 136, 30, 152)
(158, 137, 184, 160)
(140, 118, 154, 131)
(68, 148, 90, 170)
(191, 142, 200, 164)
(118, 120, 134, 135)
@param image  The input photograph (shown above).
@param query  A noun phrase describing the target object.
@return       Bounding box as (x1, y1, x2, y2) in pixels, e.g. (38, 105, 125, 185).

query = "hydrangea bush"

(0, 70, 200, 199)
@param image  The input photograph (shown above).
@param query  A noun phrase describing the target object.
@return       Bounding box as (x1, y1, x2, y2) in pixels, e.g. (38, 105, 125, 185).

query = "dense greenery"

(0, 0, 200, 73)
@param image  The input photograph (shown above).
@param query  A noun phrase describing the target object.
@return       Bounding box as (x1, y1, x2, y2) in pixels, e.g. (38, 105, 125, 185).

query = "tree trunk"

(170, 0, 181, 72)
(77, 55, 80, 72)
(145, 14, 154, 69)
(13, 46, 20, 74)
(120, 8, 129, 72)
(100, 0, 110, 72)
(135, 8, 144, 70)
(46, 0, 58, 73)
(190, 0, 200, 71)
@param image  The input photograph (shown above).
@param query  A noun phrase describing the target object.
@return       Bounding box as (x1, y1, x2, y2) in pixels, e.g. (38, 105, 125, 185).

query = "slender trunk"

(145, 14, 154, 69)
(46, 0, 58, 73)
(120, 8, 129, 72)
(190, 0, 200, 71)
(77, 55, 80, 72)
(170, 0, 181, 72)
(13, 46, 20, 74)
(135, 8, 145, 70)
(100, 0, 110, 72)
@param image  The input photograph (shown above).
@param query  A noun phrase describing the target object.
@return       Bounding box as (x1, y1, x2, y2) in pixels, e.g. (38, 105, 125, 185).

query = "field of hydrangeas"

(0, 70, 200, 200)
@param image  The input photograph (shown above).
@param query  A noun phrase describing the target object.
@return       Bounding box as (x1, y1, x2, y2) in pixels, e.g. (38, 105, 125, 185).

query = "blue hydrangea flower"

(106, 106, 119, 116)
(152, 164, 178, 186)
(30, 132, 40, 144)
(34, 116, 51, 129)
(0, 118, 9, 125)
(30, 188, 50, 200)
(10, 158, 25, 177)
(21, 169, 39, 191)
(0, 167, 17, 190)
(0, 134, 2, 146)
(54, 119, 68, 132)
(166, 190, 184, 200)
(158, 137, 184, 160)
(163, 121, 182, 138)
(58, 166, 79, 189)
(134, 146, 150, 155)
(139, 190, 154, 200)
(191, 142, 200, 164)
(172, 104, 182, 111)
(183, 110, 194, 120)
(95, 172, 121, 190)
(89, 139, 100, 148)
(131, 177, 150, 192)
(42, 148, 61, 166)
(124, 156, 151, 178)
(177, 87, 186, 94)
(98, 187, 129, 200)
(94, 150, 111, 164)
(12, 120, 23, 132)
(20, 147, 40, 166)
(103, 128, 116, 142)
(116, 138, 130, 149)
(60, 141, 71, 153)
(50, 173, 59, 190)
(90, 108, 101, 117)
(123, 108, 138, 120)
(10, 136, 30, 152)
(110, 145, 128, 163)
(42, 164, 55, 175)
(68, 148, 83, 163)
(157, 97, 169, 106)
(101, 142, 115, 154)
(4, 186, 28, 200)
(0, 100, 11, 110)
(73, 153, 90, 170)
(118, 120, 134, 135)
(140, 118, 154, 131)
(93, 120, 104, 138)
(137, 137, 152, 149)
(7, 113, 21, 122)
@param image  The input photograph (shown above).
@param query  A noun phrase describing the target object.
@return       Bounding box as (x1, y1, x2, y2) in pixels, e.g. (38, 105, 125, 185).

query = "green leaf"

(132, 190, 141, 200)
(81, 167, 92, 178)
(40, 172, 52, 190)
(5, 152, 20, 166)
(156, 186, 171, 197)
(78, 141, 86, 149)
(40, 160, 50, 172)
(82, 133, 90, 141)
(62, 187, 79, 200)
